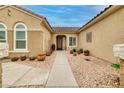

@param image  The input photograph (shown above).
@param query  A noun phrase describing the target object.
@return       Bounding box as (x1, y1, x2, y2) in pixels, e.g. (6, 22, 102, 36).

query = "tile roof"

(77, 5, 112, 32)
(53, 27, 80, 33)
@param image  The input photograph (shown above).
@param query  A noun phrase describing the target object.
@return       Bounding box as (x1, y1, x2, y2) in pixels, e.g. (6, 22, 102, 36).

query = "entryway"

(56, 35, 66, 50)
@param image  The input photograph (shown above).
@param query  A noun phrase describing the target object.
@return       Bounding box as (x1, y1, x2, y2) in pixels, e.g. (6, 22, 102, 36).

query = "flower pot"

(37, 55, 46, 61)
(20, 56, 27, 61)
(11, 57, 19, 62)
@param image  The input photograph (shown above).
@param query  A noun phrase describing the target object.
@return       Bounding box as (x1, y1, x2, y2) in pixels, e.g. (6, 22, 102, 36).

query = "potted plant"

(79, 48, 83, 53)
(77, 49, 81, 54)
(70, 50, 73, 54)
(73, 48, 77, 52)
(46, 51, 51, 56)
(51, 44, 55, 51)
(84, 50, 90, 56)
(11, 57, 19, 62)
(29, 56, 36, 61)
(20, 56, 27, 61)
(37, 53, 46, 61)
(73, 52, 77, 56)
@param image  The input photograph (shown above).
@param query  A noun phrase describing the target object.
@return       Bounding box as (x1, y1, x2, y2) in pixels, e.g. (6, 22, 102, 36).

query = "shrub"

(73, 52, 77, 56)
(79, 48, 83, 53)
(20, 56, 27, 61)
(70, 50, 73, 54)
(73, 48, 77, 52)
(11, 57, 19, 62)
(77, 50, 81, 54)
(51, 44, 55, 51)
(46, 51, 51, 56)
(29, 56, 36, 61)
(84, 50, 90, 56)
(111, 64, 120, 69)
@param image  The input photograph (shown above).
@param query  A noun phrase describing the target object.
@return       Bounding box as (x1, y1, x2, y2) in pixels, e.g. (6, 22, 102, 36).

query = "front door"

(57, 36, 63, 50)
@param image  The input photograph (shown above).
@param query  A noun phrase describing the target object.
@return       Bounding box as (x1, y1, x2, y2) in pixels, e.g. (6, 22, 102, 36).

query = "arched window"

(14, 23, 27, 51)
(0, 23, 7, 42)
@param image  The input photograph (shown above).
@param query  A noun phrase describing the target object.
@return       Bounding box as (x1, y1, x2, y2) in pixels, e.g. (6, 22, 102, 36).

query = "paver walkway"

(46, 51, 78, 88)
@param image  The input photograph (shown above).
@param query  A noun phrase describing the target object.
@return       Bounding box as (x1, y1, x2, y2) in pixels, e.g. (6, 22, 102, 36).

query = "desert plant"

(73, 52, 77, 56)
(46, 51, 51, 56)
(77, 50, 81, 54)
(29, 56, 36, 61)
(11, 57, 19, 62)
(111, 64, 120, 69)
(70, 50, 73, 54)
(84, 50, 90, 56)
(51, 44, 55, 51)
(20, 56, 27, 61)
(73, 48, 77, 52)
(79, 48, 83, 53)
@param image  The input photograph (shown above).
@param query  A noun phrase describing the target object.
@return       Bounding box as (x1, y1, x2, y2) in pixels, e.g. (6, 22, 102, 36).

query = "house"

(0, 5, 124, 63)
(52, 27, 79, 50)
(0, 5, 79, 57)
(0, 5, 53, 57)
(78, 5, 124, 63)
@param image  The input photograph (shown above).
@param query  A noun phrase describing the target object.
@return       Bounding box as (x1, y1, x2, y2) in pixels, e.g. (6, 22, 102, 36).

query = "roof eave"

(77, 5, 123, 33)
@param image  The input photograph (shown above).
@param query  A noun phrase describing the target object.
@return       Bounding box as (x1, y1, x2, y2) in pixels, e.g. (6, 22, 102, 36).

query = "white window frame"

(14, 23, 28, 51)
(0, 23, 7, 42)
(68, 36, 77, 47)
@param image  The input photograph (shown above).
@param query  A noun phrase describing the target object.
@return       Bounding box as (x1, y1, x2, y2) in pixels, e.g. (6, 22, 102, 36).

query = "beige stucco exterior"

(0, 6, 52, 57)
(78, 6, 124, 63)
(1, 5, 124, 64)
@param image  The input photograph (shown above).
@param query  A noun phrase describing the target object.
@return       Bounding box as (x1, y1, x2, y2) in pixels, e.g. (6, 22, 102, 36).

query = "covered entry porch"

(56, 35, 67, 50)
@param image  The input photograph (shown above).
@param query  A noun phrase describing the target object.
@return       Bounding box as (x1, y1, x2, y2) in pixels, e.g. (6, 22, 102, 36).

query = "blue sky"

(22, 5, 108, 27)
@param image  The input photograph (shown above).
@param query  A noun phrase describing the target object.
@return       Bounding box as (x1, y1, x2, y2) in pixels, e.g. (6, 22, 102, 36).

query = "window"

(14, 23, 27, 51)
(86, 32, 92, 43)
(0, 23, 7, 42)
(69, 37, 76, 46)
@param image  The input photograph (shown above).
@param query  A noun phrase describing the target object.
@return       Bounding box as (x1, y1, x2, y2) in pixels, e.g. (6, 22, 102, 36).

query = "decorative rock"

(0, 59, 2, 87)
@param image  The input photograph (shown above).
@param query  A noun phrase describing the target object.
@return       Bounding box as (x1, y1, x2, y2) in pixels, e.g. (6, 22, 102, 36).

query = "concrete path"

(2, 62, 49, 88)
(2, 62, 32, 87)
(46, 51, 78, 88)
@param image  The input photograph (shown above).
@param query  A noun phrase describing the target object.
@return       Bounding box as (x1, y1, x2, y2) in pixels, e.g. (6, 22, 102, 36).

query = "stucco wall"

(52, 33, 78, 50)
(0, 6, 51, 57)
(78, 6, 124, 63)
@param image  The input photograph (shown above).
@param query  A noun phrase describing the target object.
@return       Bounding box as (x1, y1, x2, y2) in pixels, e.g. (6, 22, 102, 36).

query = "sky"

(22, 5, 108, 27)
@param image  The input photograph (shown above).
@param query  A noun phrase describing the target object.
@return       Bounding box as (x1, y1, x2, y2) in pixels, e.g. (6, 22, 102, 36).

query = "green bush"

(73, 48, 77, 52)
(111, 64, 120, 69)
(79, 48, 83, 53)
(84, 50, 90, 56)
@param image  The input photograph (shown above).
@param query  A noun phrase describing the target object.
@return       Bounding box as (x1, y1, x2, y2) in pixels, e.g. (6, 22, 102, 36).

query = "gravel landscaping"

(66, 51, 120, 88)
(16, 51, 57, 69)
(2, 51, 57, 88)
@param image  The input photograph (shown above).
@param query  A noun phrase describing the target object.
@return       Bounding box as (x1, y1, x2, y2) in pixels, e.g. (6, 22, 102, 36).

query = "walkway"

(46, 51, 78, 88)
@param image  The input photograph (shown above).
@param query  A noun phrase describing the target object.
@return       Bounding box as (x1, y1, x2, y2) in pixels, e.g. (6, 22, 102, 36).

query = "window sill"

(9, 50, 29, 53)
(68, 46, 77, 47)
